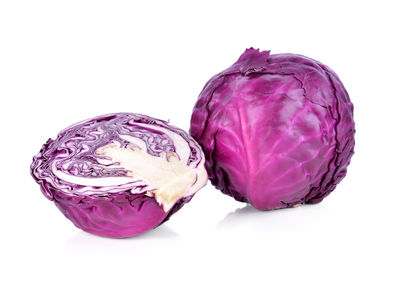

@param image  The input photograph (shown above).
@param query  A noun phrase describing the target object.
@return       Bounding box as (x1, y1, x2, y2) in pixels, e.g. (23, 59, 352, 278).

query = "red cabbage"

(31, 113, 207, 237)
(190, 48, 355, 210)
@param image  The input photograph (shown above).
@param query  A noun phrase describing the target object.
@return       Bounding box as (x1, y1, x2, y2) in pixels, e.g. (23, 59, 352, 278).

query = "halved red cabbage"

(31, 113, 207, 237)
(190, 48, 355, 210)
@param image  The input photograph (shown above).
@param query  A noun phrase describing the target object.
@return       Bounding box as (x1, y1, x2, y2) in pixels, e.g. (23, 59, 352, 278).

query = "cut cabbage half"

(31, 113, 208, 238)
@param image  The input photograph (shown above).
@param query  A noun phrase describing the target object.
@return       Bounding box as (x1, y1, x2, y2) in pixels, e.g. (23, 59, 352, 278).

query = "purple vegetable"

(31, 113, 207, 238)
(190, 48, 355, 210)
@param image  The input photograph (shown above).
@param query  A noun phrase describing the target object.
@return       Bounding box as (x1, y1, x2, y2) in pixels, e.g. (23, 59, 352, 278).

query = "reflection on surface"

(66, 225, 180, 255)
(216, 203, 324, 233)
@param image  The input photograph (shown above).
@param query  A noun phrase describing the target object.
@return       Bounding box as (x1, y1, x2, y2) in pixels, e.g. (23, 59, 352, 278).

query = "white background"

(1, 0, 399, 285)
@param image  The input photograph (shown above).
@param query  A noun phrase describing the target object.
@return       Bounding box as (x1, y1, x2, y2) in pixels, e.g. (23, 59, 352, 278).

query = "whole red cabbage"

(31, 113, 207, 237)
(190, 48, 355, 210)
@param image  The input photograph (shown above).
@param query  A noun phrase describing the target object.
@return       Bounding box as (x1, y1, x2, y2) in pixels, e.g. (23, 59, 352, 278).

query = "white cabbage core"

(52, 123, 207, 212)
